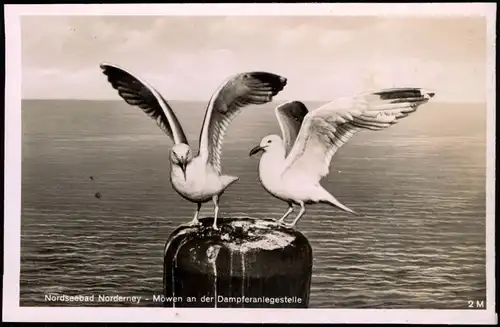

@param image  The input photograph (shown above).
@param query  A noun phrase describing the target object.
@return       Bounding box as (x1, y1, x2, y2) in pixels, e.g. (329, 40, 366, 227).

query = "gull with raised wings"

(100, 63, 287, 230)
(249, 88, 435, 228)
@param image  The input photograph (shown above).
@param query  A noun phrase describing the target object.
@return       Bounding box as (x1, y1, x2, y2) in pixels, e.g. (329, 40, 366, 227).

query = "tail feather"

(221, 175, 239, 189)
(325, 193, 358, 216)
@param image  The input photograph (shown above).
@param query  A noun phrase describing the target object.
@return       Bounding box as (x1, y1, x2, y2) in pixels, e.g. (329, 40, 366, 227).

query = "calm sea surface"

(19, 99, 487, 308)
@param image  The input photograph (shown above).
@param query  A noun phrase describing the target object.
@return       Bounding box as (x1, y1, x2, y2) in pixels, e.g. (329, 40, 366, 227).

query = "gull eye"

(267, 140, 272, 144)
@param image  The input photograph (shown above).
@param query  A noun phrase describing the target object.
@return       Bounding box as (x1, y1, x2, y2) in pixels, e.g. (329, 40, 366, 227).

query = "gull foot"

(212, 224, 219, 231)
(283, 223, 296, 229)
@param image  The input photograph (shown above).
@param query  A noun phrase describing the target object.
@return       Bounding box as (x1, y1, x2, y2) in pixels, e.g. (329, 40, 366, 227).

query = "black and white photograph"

(3, 3, 496, 324)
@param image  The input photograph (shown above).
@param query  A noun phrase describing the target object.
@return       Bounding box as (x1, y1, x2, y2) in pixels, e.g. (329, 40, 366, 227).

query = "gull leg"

(277, 203, 294, 223)
(286, 201, 306, 228)
(188, 203, 202, 226)
(212, 195, 220, 230)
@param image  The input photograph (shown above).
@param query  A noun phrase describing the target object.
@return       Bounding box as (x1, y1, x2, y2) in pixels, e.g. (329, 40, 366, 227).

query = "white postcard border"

(3, 3, 497, 324)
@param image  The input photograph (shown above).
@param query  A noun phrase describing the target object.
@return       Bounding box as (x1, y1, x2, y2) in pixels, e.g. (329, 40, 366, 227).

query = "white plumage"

(101, 63, 287, 229)
(249, 87, 435, 228)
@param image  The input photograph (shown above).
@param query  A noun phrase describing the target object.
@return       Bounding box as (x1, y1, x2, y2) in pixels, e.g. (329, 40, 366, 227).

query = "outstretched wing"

(282, 88, 435, 182)
(275, 101, 309, 157)
(100, 63, 189, 145)
(198, 71, 287, 174)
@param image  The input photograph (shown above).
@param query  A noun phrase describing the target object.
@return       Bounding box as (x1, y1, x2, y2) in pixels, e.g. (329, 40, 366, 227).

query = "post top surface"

(165, 217, 307, 255)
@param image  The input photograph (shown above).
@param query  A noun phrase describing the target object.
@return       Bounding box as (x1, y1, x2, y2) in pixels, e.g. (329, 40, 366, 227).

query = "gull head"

(249, 134, 282, 157)
(170, 143, 193, 180)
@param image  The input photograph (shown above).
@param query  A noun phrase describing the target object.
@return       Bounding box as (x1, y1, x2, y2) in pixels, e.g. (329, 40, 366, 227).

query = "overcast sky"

(21, 15, 487, 102)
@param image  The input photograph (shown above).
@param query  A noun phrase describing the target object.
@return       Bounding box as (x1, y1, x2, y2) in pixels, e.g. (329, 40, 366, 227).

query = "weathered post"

(163, 217, 313, 308)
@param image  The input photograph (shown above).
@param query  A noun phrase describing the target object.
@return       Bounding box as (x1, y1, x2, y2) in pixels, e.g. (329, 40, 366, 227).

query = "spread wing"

(198, 72, 287, 174)
(100, 63, 189, 145)
(275, 101, 309, 157)
(282, 88, 435, 182)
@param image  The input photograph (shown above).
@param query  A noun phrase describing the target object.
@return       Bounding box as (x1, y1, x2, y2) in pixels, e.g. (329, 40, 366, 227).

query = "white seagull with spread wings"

(249, 87, 435, 228)
(100, 63, 287, 230)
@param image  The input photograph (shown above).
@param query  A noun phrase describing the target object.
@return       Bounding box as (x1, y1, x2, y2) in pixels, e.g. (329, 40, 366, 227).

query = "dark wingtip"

(249, 71, 288, 95)
(287, 101, 309, 120)
(99, 63, 112, 72)
(374, 88, 423, 100)
(99, 63, 126, 78)
(279, 76, 288, 89)
(99, 63, 115, 78)
(374, 87, 437, 103)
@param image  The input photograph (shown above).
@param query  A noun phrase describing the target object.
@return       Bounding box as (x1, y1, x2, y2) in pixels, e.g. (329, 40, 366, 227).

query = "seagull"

(100, 63, 287, 230)
(249, 87, 435, 228)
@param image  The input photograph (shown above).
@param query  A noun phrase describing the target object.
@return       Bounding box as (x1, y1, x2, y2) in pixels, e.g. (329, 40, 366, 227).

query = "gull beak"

(180, 162, 187, 180)
(249, 145, 264, 157)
